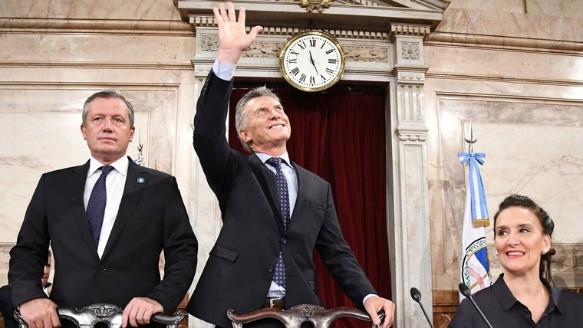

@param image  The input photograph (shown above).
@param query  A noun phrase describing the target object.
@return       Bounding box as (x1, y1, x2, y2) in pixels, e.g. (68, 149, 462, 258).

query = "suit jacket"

(0, 285, 18, 328)
(187, 72, 376, 327)
(9, 159, 198, 314)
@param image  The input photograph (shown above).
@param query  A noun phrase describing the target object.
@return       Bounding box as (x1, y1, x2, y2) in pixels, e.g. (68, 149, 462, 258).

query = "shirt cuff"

(212, 59, 236, 81)
(363, 293, 377, 305)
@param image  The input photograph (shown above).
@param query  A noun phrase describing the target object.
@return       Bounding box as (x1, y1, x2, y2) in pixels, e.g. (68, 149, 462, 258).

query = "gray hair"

(234, 86, 281, 152)
(82, 90, 135, 127)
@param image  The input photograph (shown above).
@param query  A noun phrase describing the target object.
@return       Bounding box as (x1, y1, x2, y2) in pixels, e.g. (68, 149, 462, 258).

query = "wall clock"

(279, 30, 346, 92)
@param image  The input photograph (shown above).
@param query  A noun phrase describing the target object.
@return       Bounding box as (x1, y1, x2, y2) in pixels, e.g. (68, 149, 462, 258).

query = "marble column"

(388, 22, 433, 327)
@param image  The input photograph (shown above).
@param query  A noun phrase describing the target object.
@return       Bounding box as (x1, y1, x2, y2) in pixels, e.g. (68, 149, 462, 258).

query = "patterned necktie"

(266, 157, 290, 287)
(86, 166, 114, 246)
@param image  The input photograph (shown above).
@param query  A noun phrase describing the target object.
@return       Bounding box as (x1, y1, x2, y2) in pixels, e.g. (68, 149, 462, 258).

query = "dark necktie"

(86, 166, 114, 246)
(266, 157, 290, 287)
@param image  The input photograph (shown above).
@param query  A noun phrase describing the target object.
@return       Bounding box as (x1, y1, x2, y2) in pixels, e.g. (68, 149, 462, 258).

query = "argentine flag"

(458, 152, 492, 299)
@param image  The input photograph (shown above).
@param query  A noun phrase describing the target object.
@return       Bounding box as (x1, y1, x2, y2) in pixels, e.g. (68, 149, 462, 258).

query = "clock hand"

(308, 50, 320, 75)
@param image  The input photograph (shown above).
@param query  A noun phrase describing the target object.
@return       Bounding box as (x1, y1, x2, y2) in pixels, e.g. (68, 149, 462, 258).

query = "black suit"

(187, 72, 376, 327)
(0, 285, 18, 328)
(9, 159, 198, 314)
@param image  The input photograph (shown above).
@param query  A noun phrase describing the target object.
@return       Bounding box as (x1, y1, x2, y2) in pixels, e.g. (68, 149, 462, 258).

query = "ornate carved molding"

(238, 0, 449, 11)
(0, 18, 193, 35)
(178, 1, 444, 32)
(390, 23, 431, 37)
(298, 0, 334, 12)
(396, 128, 428, 142)
(195, 31, 389, 63)
(192, 18, 389, 40)
(397, 70, 425, 83)
(190, 15, 215, 27)
(426, 32, 583, 55)
(344, 45, 389, 62)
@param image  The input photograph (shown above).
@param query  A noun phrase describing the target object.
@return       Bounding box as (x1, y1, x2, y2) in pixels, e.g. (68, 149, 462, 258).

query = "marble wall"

(0, 0, 582, 327)
(425, 0, 583, 293)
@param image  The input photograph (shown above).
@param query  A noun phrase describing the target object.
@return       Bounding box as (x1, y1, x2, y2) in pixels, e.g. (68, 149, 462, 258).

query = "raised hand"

(214, 2, 263, 65)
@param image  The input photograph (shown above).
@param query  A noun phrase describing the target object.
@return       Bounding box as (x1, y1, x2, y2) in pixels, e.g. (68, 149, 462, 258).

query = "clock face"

(279, 31, 345, 92)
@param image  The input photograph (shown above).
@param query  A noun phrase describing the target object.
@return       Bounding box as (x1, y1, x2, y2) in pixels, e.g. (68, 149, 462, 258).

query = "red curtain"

(229, 85, 391, 328)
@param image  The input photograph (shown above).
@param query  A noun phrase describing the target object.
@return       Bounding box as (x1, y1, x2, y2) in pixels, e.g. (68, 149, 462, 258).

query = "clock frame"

(279, 31, 346, 92)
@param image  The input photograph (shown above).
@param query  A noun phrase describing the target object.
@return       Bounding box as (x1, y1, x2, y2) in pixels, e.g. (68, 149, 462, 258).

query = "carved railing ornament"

(89, 303, 121, 318)
(16, 303, 186, 328)
(227, 304, 373, 328)
(300, 306, 316, 318)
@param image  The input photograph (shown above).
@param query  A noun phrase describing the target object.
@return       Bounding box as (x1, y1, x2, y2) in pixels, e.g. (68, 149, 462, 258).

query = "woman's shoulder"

(558, 288, 583, 303)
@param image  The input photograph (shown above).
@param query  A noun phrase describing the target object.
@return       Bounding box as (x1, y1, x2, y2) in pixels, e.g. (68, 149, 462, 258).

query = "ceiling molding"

(176, 0, 448, 32)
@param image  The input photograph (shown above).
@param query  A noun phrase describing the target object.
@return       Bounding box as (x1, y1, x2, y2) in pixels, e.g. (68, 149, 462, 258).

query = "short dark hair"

(493, 194, 555, 283)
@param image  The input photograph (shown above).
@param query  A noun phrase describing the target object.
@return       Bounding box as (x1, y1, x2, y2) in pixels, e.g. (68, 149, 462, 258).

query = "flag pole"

(458, 120, 492, 299)
(464, 120, 477, 154)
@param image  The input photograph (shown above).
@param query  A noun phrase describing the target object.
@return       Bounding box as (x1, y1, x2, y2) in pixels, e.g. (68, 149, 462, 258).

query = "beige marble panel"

(0, 0, 182, 20)
(426, 46, 583, 84)
(439, 0, 583, 41)
(448, 0, 583, 17)
(0, 33, 195, 66)
(0, 244, 14, 286)
(527, 0, 583, 17)
(429, 94, 583, 289)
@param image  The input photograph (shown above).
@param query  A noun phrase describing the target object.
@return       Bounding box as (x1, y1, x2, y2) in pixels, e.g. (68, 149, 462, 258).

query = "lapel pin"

(137, 177, 145, 184)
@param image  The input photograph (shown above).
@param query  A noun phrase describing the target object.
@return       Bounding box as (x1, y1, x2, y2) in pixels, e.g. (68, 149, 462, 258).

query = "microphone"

(409, 287, 434, 328)
(458, 283, 494, 328)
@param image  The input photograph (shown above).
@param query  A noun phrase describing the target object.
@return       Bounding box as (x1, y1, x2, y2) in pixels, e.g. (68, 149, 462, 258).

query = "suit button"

(267, 266, 274, 273)
(280, 238, 287, 244)
(97, 266, 107, 273)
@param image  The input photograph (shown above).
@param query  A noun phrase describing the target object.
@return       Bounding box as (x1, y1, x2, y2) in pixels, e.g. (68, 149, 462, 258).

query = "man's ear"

(129, 126, 135, 142)
(80, 124, 87, 140)
(239, 129, 251, 143)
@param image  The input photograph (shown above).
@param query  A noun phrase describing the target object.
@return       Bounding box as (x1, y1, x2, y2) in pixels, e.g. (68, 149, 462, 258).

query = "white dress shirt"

(84, 156, 128, 258)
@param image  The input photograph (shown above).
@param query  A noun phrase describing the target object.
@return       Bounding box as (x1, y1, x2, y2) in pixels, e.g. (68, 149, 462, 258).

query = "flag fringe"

(472, 219, 490, 228)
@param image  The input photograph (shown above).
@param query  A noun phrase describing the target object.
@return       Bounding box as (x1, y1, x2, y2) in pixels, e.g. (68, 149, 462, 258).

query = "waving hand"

(214, 2, 263, 65)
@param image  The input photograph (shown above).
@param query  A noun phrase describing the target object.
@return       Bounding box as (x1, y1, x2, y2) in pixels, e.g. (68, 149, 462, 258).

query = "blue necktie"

(86, 166, 114, 246)
(266, 157, 290, 287)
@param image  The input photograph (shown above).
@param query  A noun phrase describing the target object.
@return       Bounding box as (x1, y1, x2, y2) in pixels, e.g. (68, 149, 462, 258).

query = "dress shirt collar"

(494, 273, 561, 314)
(256, 152, 292, 168)
(88, 156, 129, 177)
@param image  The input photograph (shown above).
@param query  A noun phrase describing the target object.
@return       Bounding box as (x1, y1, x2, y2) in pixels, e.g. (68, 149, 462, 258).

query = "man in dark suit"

(9, 91, 198, 328)
(187, 3, 395, 327)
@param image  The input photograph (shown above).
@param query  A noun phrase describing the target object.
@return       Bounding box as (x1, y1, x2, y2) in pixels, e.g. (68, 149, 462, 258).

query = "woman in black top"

(450, 194, 583, 327)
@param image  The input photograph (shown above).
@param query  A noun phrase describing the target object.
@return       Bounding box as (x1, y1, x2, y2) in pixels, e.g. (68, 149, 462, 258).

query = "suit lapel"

(289, 161, 305, 225)
(101, 159, 148, 259)
(70, 161, 100, 258)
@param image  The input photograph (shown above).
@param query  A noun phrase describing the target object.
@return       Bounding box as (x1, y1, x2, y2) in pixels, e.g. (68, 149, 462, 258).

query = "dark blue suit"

(187, 72, 376, 327)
